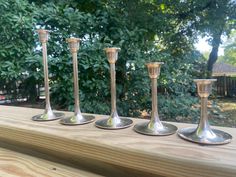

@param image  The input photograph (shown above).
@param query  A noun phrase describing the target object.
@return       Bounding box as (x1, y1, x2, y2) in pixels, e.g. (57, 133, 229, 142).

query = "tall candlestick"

(178, 79, 232, 144)
(95, 47, 133, 129)
(32, 29, 64, 121)
(133, 62, 177, 135)
(60, 37, 95, 125)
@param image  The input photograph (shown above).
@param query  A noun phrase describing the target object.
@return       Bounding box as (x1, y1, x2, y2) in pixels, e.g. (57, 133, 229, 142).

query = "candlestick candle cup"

(95, 47, 133, 129)
(32, 29, 64, 121)
(178, 79, 232, 144)
(133, 62, 177, 135)
(60, 37, 95, 125)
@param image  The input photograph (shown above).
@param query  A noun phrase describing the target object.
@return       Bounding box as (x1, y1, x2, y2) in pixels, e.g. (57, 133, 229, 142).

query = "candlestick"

(32, 29, 64, 121)
(133, 62, 177, 135)
(178, 79, 232, 144)
(60, 37, 95, 125)
(95, 47, 133, 129)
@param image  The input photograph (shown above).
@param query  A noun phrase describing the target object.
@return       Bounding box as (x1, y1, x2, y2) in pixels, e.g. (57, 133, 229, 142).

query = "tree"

(221, 30, 236, 66)
(203, 1, 236, 73)
(189, 0, 236, 73)
(0, 0, 41, 101)
(1, 0, 224, 121)
(151, 0, 236, 74)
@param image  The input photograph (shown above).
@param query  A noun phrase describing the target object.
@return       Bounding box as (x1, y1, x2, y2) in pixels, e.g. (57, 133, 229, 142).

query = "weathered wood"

(0, 105, 236, 177)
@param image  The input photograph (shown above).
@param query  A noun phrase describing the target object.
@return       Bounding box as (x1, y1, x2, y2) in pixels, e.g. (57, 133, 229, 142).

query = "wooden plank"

(0, 142, 103, 177)
(0, 141, 155, 177)
(0, 105, 236, 177)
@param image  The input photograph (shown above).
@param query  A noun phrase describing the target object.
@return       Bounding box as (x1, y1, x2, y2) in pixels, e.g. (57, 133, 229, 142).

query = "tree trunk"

(207, 32, 222, 75)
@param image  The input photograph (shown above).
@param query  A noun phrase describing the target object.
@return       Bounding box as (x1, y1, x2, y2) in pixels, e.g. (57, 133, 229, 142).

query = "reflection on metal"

(32, 29, 64, 121)
(95, 48, 133, 129)
(178, 79, 232, 144)
(133, 62, 177, 136)
(60, 37, 95, 125)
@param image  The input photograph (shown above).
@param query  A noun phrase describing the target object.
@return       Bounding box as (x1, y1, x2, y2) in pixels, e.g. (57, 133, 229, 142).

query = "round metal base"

(95, 118, 133, 129)
(32, 112, 64, 121)
(178, 127, 232, 145)
(60, 115, 95, 125)
(133, 121, 177, 136)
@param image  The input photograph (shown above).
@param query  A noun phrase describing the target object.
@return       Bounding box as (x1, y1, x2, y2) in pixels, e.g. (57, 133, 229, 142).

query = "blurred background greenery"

(0, 0, 235, 125)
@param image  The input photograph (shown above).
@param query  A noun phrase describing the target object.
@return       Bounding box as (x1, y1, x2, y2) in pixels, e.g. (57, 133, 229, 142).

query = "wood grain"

(0, 105, 235, 177)
(0, 143, 103, 177)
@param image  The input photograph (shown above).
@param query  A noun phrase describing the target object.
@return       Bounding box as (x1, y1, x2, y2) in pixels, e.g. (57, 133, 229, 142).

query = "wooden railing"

(0, 105, 235, 177)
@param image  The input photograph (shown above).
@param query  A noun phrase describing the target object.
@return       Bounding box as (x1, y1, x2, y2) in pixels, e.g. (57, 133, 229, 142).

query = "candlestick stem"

(60, 37, 95, 125)
(95, 47, 133, 129)
(110, 63, 117, 114)
(133, 62, 177, 135)
(42, 42, 52, 113)
(32, 29, 64, 121)
(178, 79, 232, 144)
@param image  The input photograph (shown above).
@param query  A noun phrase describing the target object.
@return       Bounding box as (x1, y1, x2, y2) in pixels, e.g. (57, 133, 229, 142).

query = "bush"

(0, 0, 206, 121)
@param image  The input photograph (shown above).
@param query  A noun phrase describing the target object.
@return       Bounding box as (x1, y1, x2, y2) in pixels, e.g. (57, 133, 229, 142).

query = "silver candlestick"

(178, 79, 232, 144)
(32, 29, 64, 121)
(60, 37, 95, 125)
(134, 62, 177, 135)
(95, 47, 133, 129)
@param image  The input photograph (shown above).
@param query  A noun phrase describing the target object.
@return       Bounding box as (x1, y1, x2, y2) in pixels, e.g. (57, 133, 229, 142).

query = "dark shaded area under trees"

(0, 0, 235, 122)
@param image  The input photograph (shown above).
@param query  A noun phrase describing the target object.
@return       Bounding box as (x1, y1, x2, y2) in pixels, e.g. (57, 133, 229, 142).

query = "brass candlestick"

(134, 62, 177, 135)
(32, 29, 64, 121)
(178, 79, 232, 144)
(60, 37, 95, 125)
(95, 47, 133, 129)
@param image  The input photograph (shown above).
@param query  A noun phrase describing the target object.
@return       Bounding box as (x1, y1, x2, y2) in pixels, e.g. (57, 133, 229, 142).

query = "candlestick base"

(60, 114, 95, 125)
(95, 117, 133, 129)
(178, 127, 232, 145)
(32, 112, 64, 121)
(133, 121, 177, 136)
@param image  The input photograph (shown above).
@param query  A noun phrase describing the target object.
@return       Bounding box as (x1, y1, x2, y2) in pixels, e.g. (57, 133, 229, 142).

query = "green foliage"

(220, 30, 236, 66)
(155, 0, 236, 72)
(0, 0, 40, 100)
(0, 0, 222, 122)
(159, 94, 199, 122)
